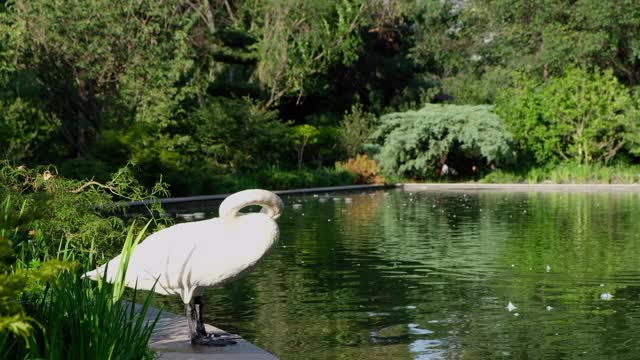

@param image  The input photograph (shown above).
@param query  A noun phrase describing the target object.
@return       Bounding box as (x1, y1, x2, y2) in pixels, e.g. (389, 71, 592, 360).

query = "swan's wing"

(189, 214, 280, 288)
(84, 220, 218, 295)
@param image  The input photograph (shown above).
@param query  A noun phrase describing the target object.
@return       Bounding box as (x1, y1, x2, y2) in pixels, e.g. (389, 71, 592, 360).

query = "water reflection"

(155, 189, 640, 359)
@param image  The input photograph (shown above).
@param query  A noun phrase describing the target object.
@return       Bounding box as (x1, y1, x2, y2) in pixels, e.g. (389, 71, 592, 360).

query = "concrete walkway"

(141, 305, 278, 360)
(401, 183, 640, 192)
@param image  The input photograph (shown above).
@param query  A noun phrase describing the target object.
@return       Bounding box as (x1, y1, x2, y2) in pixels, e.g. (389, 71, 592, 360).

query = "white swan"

(85, 189, 284, 346)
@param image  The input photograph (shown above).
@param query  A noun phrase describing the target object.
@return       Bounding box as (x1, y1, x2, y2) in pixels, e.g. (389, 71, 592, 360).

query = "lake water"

(159, 189, 640, 359)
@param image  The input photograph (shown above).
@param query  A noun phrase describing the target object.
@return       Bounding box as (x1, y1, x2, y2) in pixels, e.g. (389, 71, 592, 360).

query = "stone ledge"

(124, 184, 393, 207)
(137, 304, 278, 360)
(401, 183, 640, 192)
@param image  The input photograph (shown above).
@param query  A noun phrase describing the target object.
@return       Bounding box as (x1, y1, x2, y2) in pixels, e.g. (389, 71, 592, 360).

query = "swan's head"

(259, 197, 284, 220)
(219, 189, 284, 221)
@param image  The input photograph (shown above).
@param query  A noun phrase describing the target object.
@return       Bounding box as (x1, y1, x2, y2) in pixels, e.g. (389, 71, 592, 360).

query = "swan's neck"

(218, 189, 284, 220)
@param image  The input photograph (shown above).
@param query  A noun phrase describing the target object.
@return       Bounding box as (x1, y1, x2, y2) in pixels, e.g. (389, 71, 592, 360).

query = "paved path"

(140, 305, 278, 360)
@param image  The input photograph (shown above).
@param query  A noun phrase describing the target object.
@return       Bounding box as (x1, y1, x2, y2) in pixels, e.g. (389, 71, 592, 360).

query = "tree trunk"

(297, 146, 304, 170)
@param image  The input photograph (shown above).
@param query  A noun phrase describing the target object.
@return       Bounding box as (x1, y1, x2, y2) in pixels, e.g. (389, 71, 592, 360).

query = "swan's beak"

(260, 205, 282, 220)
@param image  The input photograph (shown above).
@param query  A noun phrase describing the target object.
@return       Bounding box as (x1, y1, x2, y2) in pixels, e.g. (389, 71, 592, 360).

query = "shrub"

(370, 104, 514, 179)
(480, 170, 524, 184)
(336, 154, 385, 184)
(480, 163, 640, 184)
(0, 213, 159, 359)
(256, 166, 356, 189)
(0, 214, 73, 359)
(31, 271, 158, 360)
(0, 162, 167, 265)
(337, 104, 377, 157)
(0, 98, 60, 163)
(496, 67, 639, 165)
(191, 97, 291, 172)
(32, 223, 158, 360)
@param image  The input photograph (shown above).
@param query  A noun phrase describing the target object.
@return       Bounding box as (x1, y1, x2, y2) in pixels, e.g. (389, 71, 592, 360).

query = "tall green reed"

(34, 221, 159, 360)
(1, 206, 160, 359)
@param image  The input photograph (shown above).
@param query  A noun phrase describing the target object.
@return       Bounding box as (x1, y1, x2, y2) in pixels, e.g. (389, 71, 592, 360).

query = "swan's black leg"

(191, 296, 238, 346)
(194, 296, 207, 337)
(186, 302, 198, 344)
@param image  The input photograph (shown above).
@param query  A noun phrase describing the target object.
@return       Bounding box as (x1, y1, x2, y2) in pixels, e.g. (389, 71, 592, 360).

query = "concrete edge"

(124, 184, 394, 207)
(401, 183, 640, 192)
(136, 304, 279, 360)
(125, 182, 640, 208)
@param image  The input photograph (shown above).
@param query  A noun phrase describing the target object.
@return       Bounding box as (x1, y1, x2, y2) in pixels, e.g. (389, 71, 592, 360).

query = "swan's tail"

(82, 255, 120, 282)
(218, 189, 284, 220)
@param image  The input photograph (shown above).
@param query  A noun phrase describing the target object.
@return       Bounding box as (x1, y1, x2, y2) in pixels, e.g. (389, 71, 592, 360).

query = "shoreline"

(124, 184, 393, 207)
(400, 183, 640, 192)
(126, 182, 640, 208)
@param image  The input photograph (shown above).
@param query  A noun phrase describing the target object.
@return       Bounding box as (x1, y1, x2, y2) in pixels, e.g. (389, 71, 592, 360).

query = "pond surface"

(158, 189, 640, 359)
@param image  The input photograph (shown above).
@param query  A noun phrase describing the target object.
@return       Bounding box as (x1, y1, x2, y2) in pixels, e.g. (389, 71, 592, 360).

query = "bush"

(31, 223, 158, 360)
(0, 98, 60, 163)
(480, 163, 640, 184)
(370, 104, 514, 179)
(336, 154, 385, 184)
(0, 215, 73, 358)
(480, 170, 525, 184)
(0, 162, 167, 265)
(256, 166, 356, 189)
(31, 271, 158, 360)
(0, 213, 159, 359)
(337, 104, 377, 157)
(496, 67, 639, 165)
(0, 166, 162, 359)
(191, 97, 291, 172)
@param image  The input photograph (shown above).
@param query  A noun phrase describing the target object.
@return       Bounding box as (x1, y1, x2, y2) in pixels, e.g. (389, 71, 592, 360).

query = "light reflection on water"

(156, 189, 640, 360)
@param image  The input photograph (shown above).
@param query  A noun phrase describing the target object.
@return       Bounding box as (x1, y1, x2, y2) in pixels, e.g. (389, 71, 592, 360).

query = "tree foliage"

(191, 97, 290, 171)
(292, 124, 320, 170)
(1, 0, 640, 192)
(0, 181, 160, 358)
(249, 0, 367, 107)
(0, 162, 167, 264)
(0, 98, 59, 162)
(497, 67, 639, 164)
(3, 0, 197, 156)
(337, 103, 377, 157)
(371, 104, 514, 179)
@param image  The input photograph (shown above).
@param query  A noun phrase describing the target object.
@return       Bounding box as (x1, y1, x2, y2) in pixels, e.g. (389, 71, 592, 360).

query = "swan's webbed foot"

(209, 332, 242, 341)
(191, 334, 237, 346)
(187, 296, 241, 346)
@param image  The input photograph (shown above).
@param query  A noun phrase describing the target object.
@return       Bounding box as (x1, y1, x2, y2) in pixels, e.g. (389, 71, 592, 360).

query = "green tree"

(502, 1, 639, 78)
(371, 104, 513, 178)
(497, 67, 639, 165)
(0, 99, 59, 162)
(246, 0, 367, 107)
(412, 0, 640, 102)
(292, 124, 320, 169)
(2, 0, 196, 156)
(191, 97, 290, 171)
(337, 103, 377, 157)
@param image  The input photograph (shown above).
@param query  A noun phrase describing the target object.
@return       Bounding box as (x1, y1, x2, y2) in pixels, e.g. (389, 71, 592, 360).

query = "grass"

(33, 271, 158, 360)
(480, 163, 640, 184)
